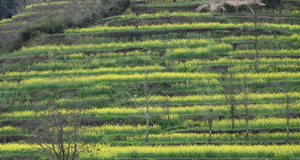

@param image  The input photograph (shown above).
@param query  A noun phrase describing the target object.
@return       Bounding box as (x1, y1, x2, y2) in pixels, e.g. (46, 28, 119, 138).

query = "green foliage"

(19, 13, 77, 42)
(223, 3, 237, 13)
(262, 0, 281, 9)
(0, 0, 5, 19)
(112, 0, 131, 13)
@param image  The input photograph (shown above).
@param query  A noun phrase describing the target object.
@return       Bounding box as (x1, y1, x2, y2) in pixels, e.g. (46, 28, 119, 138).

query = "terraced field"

(0, 0, 300, 159)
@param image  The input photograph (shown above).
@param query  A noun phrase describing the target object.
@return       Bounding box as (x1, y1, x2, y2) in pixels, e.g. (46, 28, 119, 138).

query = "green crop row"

(164, 43, 232, 60)
(0, 84, 111, 100)
(167, 57, 300, 69)
(1, 39, 213, 58)
(1, 54, 156, 72)
(128, 132, 300, 143)
(118, 11, 212, 19)
(6, 95, 109, 111)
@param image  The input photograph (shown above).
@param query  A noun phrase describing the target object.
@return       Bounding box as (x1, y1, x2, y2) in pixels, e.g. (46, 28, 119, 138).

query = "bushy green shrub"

(19, 13, 77, 42)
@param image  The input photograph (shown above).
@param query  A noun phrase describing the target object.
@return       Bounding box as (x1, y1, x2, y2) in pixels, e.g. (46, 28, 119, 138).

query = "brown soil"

(114, 47, 147, 53)
(0, 155, 41, 160)
(58, 89, 77, 98)
(208, 65, 233, 72)
(0, 54, 48, 65)
(0, 135, 34, 143)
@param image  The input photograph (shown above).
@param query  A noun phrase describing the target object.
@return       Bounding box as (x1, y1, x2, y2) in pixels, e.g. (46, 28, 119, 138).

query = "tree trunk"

(208, 119, 212, 142)
(246, 117, 249, 141)
(286, 114, 290, 143)
(145, 113, 149, 143)
(167, 105, 171, 141)
(254, 10, 259, 73)
(285, 76, 290, 143)
(243, 71, 249, 141)
(231, 103, 234, 129)
(255, 34, 259, 73)
(286, 90, 290, 143)
(208, 103, 213, 143)
(145, 91, 149, 143)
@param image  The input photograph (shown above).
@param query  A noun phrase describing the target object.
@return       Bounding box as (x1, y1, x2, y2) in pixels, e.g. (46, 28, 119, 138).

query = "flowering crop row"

(134, 92, 300, 105)
(83, 124, 161, 136)
(186, 117, 300, 130)
(65, 22, 300, 34)
(227, 49, 300, 57)
(3, 51, 157, 72)
(2, 102, 299, 120)
(1, 72, 300, 91)
(221, 34, 300, 43)
(2, 39, 212, 58)
(127, 132, 300, 142)
(171, 61, 300, 73)
(3, 65, 164, 79)
(164, 43, 232, 60)
(1, 144, 300, 159)
(0, 72, 219, 90)
(167, 57, 300, 69)
(230, 64, 300, 73)
(0, 126, 24, 135)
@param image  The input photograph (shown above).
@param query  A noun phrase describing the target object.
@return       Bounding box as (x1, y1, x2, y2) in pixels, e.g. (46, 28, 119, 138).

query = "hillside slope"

(0, 0, 300, 159)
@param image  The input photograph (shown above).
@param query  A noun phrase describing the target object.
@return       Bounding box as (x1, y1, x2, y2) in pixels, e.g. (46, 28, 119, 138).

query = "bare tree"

(241, 69, 250, 141)
(163, 102, 171, 142)
(281, 74, 292, 143)
(247, 1, 265, 73)
(128, 70, 167, 143)
(33, 103, 88, 160)
(207, 88, 213, 143)
(222, 68, 238, 129)
(198, 79, 218, 143)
